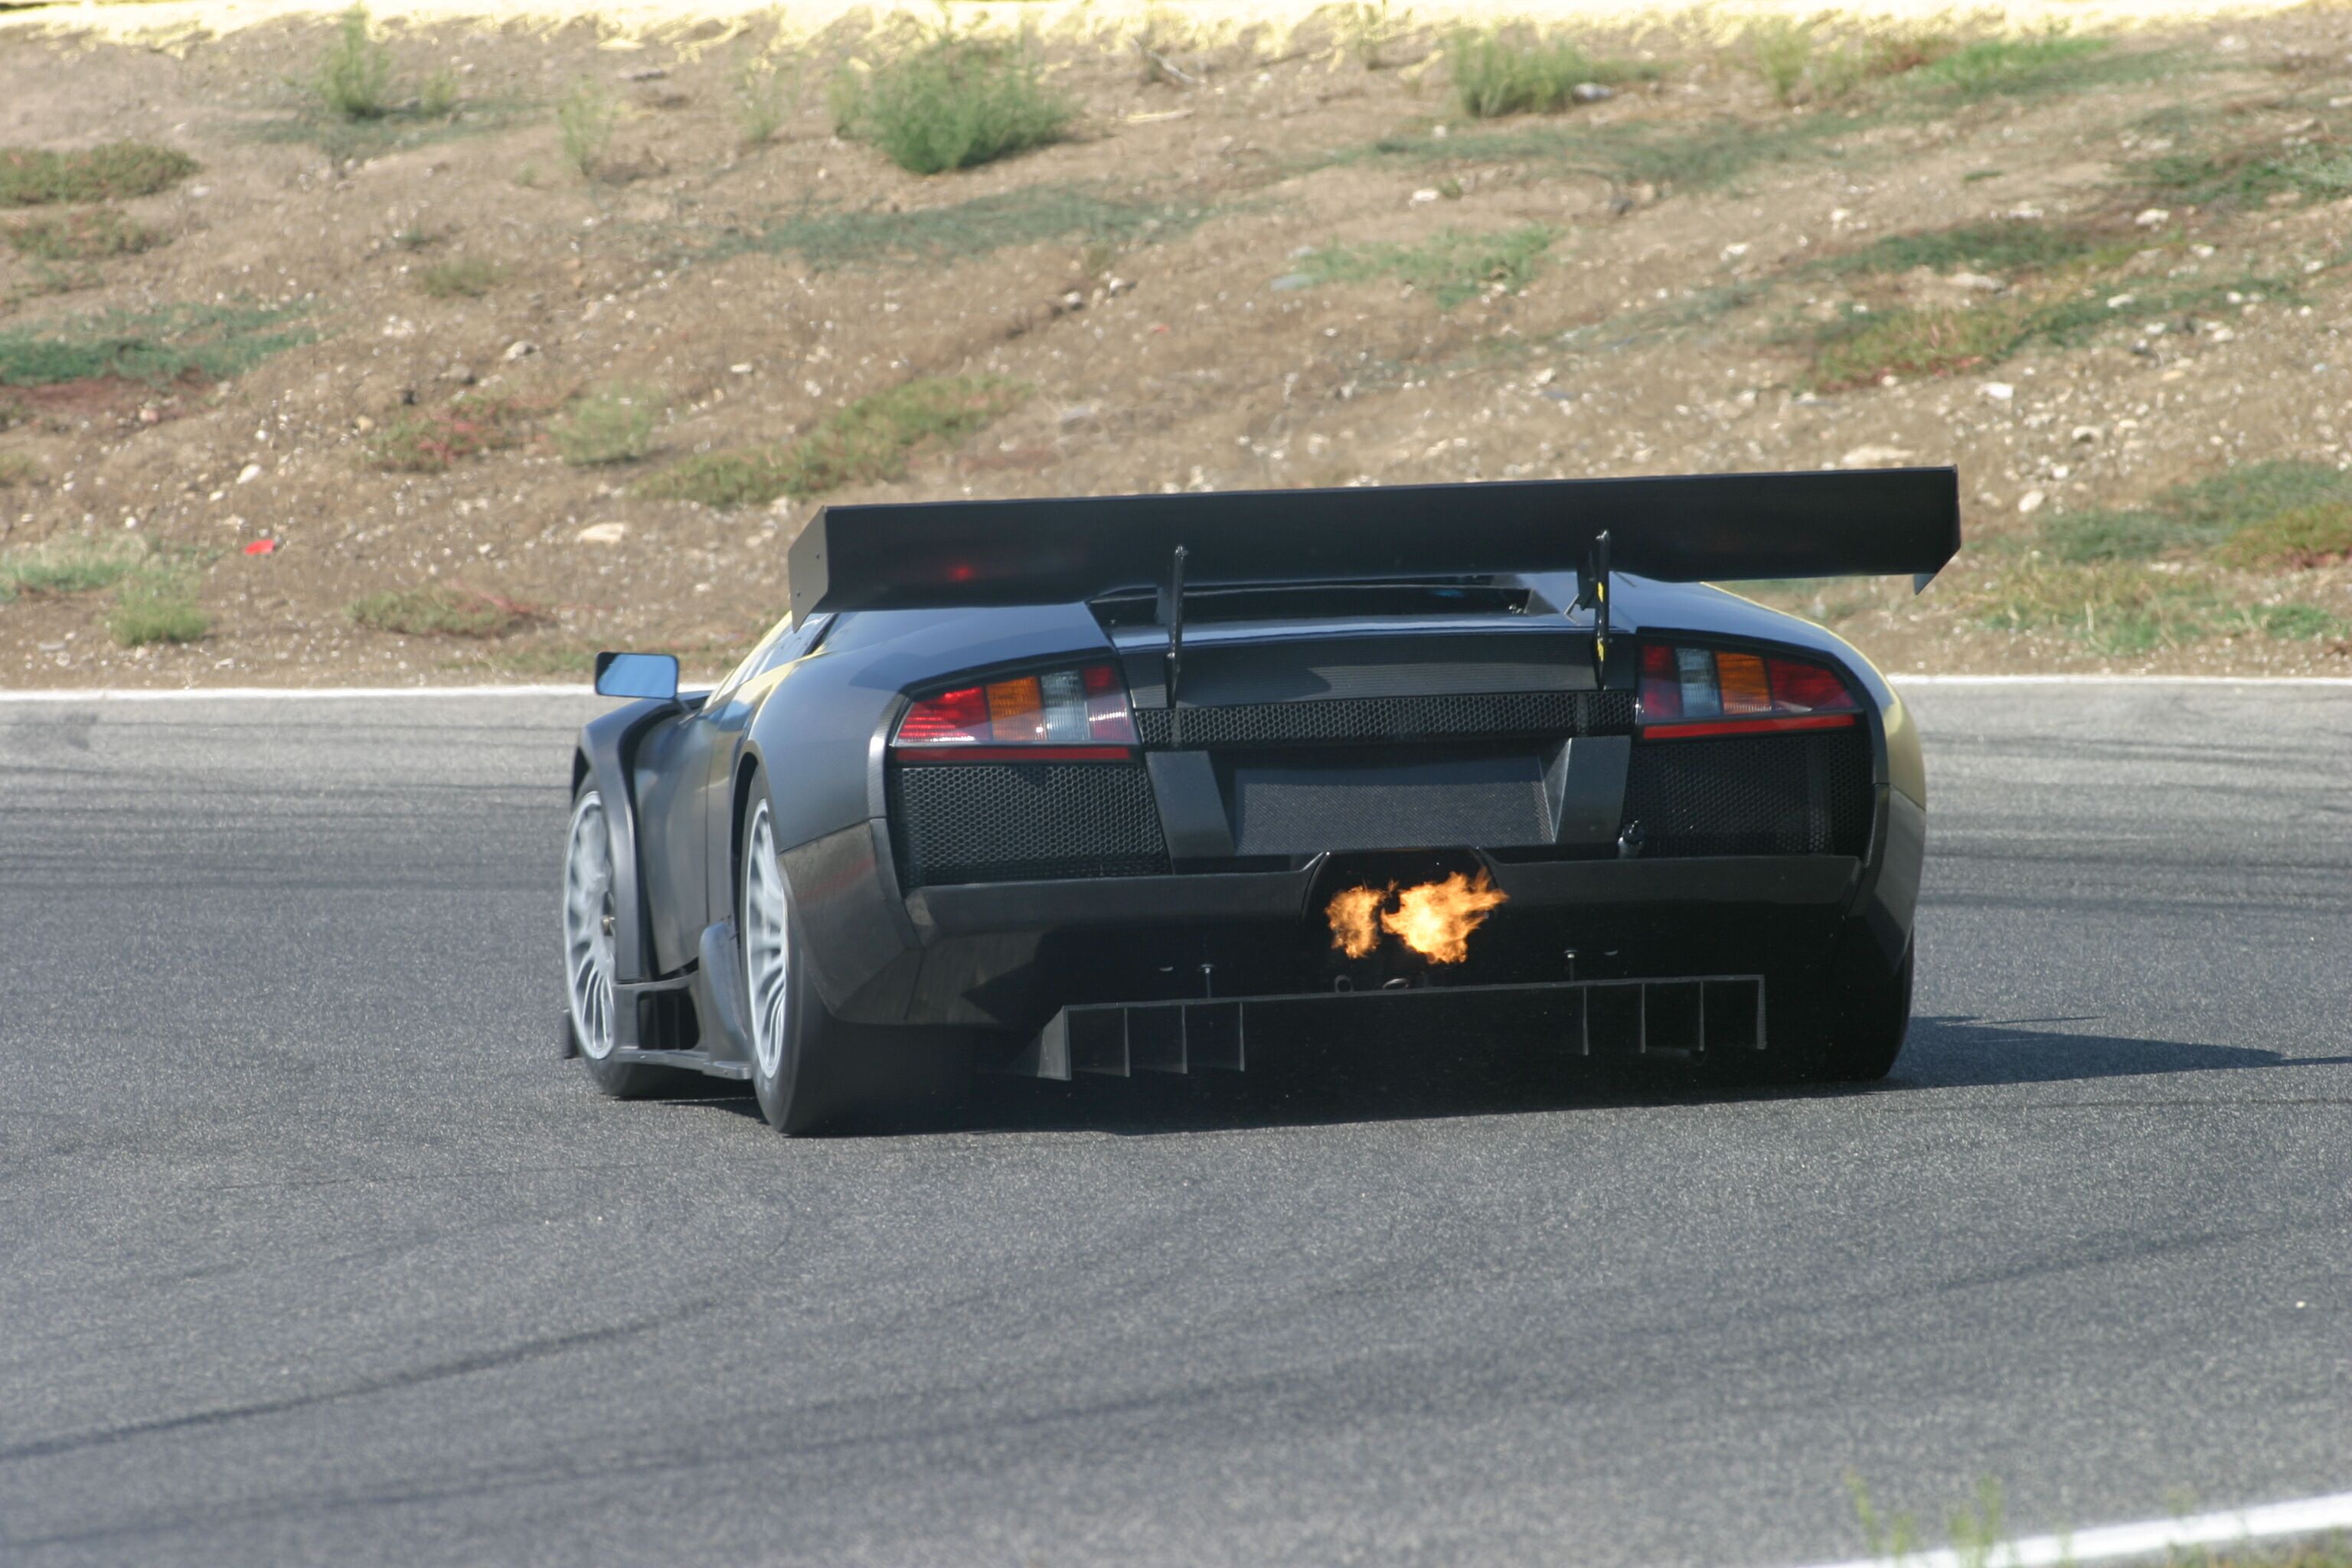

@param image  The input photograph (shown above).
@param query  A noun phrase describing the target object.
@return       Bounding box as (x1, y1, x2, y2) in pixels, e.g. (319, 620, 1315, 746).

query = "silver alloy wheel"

(742, 799, 792, 1082)
(563, 790, 618, 1060)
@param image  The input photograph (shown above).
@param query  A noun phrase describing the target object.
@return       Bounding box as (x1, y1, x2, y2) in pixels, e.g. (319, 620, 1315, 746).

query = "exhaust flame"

(1324, 870, 1509, 965)
(1326, 884, 1388, 960)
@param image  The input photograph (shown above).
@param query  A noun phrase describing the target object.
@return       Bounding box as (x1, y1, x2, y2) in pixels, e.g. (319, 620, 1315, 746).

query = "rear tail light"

(1636, 644, 1860, 738)
(893, 663, 1137, 760)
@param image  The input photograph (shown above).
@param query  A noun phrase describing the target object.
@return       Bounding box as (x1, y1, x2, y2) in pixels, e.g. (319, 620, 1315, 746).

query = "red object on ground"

(243, 539, 277, 556)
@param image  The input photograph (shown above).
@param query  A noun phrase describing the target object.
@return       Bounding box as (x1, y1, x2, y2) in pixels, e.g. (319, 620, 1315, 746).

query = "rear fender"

(574, 697, 681, 989)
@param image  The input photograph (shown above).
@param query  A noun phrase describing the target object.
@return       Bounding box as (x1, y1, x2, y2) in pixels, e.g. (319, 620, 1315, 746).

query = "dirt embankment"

(2, 4, 2350, 686)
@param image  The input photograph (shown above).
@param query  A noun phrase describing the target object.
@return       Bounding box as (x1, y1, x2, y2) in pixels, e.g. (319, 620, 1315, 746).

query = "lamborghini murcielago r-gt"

(560, 469, 1961, 1132)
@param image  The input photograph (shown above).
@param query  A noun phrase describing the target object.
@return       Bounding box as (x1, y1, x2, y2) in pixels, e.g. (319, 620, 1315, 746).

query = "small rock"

(730, 362, 753, 374)
(382, 317, 417, 339)
(1106, 276, 1134, 296)
(1721, 242, 1749, 260)
(575, 521, 629, 544)
(442, 362, 475, 384)
(1271, 273, 1313, 292)
(2071, 425, 2103, 444)
(503, 340, 537, 362)
(1841, 444, 1914, 468)
(622, 65, 668, 81)
(138, 406, 161, 424)
(1410, 188, 1440, 205)
(1058, 404, 1100, 428)
(2135, 207, 2171, 228)
(354, 415, 375, 433)
(1060, 291, 1085, 311)
(1949, 272, 2003, 292)
(236, 462, 263, 485)
(2007, 204, 2043, 220)
(2106, 293, 2136, 309)
(1978, 382, 2015, 402)
(2017, 490, 2047, 514)
(1570, 82, 1612, 103)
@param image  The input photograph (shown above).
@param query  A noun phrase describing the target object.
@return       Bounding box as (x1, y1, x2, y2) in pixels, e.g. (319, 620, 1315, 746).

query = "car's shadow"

(678, 1012, 2352, 1139)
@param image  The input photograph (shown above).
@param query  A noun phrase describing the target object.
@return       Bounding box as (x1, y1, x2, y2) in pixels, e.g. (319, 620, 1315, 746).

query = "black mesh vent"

(1622, 729, 1873, 858)
(890, 763, 1169, 889)
(1135, 689, 1632, 749)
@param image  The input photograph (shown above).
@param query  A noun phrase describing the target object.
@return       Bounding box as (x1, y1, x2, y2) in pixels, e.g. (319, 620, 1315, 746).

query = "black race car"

(561, 470, 1959, 1132)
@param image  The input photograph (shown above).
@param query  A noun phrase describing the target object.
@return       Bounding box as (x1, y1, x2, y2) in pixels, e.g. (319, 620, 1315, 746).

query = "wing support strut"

(1574, 528, 1612, 681)
(1159, 543, 1188, 743)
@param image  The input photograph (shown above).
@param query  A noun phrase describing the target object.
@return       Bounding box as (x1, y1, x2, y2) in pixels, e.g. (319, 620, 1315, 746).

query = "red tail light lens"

(1635, 645, 1860, 738)
(894, 664, 1138, 758)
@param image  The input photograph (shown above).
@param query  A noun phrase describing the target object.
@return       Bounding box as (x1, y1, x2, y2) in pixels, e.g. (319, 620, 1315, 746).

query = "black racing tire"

(1816, 940, 1913, 1083)
(738, 788, 846, 1134)
(564, 781, 693, 1099)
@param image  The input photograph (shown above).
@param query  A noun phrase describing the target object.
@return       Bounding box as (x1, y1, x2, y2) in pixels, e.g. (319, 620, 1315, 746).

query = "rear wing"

(786, 469, 1961, 619)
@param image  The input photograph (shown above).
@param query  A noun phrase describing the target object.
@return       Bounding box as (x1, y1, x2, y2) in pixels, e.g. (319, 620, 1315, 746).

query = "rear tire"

(740, 792, 843, 1134)
(1815, 941, 1913, 1083)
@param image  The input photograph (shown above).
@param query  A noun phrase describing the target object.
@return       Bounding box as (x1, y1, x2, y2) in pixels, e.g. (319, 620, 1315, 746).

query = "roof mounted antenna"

(1573, 529, 1612, 679)
(1161, 544, 1188, 742)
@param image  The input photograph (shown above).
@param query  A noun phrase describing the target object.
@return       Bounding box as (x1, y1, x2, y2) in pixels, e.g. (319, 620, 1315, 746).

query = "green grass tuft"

(109, 573, 209, 647)
(2216, 501, 2352, 567)
(5, 209, 165, 263)
(2135, 139, 2352, 211)
(0, 534, 145, 599)
(1908, 33, 2111, 99)
(2041, 461, 2352, 562)
(557, 78, 616, 178)
(314, 5, 395, 120)
(0, 303, 312, 389)
(0, 143, 198, 206)
(1356, 110, 1858, 197)
(831, 35, 1075, 175)
(1445, 28, 1655, 119)
(1801, 269, 2308, 390)
(1302, 224, 1557, 309)
(348, 583, 538, 637)
(639, 374, 1024, 508)
(723, 183, 1211, 271)
(730, 51, 804, 148)
(1811, 220, 2115, 279)
(414, 256, 501, 299)
(554, 383, 659, 466)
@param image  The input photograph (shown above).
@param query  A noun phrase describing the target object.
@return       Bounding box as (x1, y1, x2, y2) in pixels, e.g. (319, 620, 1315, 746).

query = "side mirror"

(593, 651, 680, 702)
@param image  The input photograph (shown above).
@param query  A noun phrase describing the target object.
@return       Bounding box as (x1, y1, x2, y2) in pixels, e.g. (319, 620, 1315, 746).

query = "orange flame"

(1324, 870, 1509, 965)
(1326, 884, 1388, 959)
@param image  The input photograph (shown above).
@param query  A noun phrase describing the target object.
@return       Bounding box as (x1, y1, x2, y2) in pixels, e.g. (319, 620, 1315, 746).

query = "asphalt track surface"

(2, 681, 2347, 1568)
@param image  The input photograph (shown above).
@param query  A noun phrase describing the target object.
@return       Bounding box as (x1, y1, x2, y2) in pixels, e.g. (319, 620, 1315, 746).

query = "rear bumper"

(906, 853, 1858, 937)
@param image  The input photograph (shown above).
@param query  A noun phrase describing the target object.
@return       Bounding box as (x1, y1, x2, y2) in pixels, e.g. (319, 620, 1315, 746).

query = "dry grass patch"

(1445, 28, 1656, 119)
(365, 394, 537, 472)
(1302, 225, 1557, 309)
(4, 209, 165, 263)
(414, 257, 501, 299)
(0, 143, 196, 206)
(348, 583, 543, 637)
(0, 303, 312, 389)
(0, 534, 145, 599)
(554, 383, 659, 466)
(640, 374, 1024, 508)
(109, 573, 207, 647)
